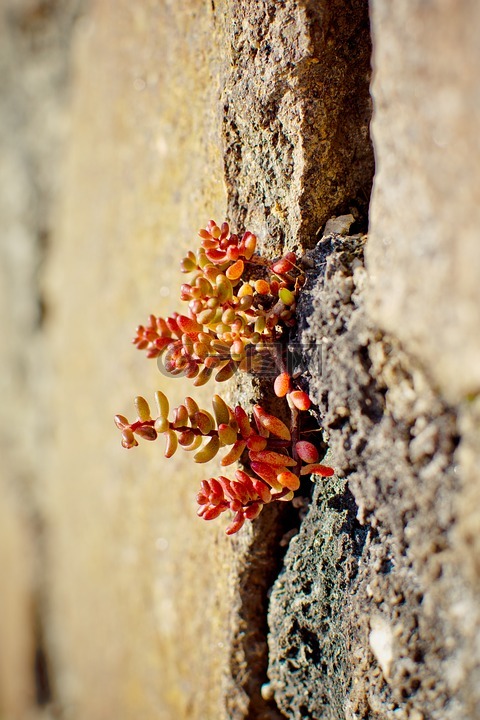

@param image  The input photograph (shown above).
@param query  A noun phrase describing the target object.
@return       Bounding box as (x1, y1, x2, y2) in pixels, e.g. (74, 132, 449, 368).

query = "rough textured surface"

(367, 1, 480, 403)
(221, 0, 373, 250)
(268, 233, 478, 719)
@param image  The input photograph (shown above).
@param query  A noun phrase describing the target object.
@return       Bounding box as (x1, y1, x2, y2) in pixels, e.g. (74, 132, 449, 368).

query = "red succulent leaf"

(225, 511, 246, 535)
(288, 390, 311, 411)
(250, 461, 283, 491)
(277, 470, 300, 491)
(295, 441, 319, 464)
(274, 372, 292, 398)
(248, 450, 297, 467)
(206, 248, 227, 264)
(300, 463, 335, 477)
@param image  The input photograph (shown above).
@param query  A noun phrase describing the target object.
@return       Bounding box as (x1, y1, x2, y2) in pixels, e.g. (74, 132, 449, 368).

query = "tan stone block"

(44, 2, 233, 718)
(367, 1, 480, 403)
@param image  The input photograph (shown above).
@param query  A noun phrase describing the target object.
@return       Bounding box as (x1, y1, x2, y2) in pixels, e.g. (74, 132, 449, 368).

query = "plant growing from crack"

(115, 220, 333, 534)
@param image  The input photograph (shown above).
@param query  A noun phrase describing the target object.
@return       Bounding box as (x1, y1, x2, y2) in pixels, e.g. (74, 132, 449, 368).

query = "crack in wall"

(217, 1, 375, 716)
(214, 0, 373, 720)
(226, 506, 300, 720)
(34, 612, 53, 707)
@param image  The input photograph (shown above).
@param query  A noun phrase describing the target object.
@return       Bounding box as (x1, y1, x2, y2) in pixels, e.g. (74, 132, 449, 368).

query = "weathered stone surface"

(268, 233, 477, 719)
(221, 0, 374, 251)
(367, 1, 480, 403)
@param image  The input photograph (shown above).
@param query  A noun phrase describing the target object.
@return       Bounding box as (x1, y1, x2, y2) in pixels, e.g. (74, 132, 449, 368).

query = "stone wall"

(1, 1, 479, 720)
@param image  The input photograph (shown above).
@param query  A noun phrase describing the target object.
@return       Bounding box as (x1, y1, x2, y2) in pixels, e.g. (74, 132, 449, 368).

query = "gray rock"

(268, 233, 475, 719)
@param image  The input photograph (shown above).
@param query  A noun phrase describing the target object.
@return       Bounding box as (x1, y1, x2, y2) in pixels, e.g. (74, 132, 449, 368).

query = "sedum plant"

(115, 220, 333, 534)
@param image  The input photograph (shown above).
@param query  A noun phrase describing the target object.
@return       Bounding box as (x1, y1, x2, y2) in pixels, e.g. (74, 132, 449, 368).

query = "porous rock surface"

(220, 0, 373, 249)
(267, 231, 475, 719)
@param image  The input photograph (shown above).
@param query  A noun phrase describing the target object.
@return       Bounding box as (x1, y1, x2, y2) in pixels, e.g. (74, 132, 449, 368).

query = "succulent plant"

(116, 221, 334, 534)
